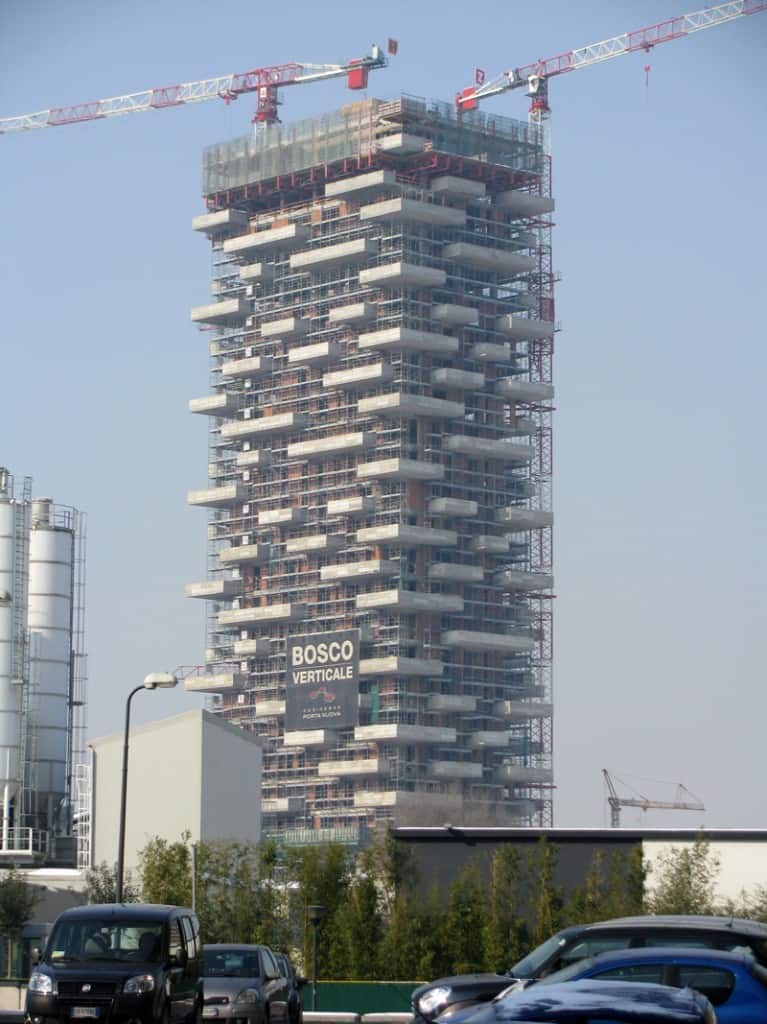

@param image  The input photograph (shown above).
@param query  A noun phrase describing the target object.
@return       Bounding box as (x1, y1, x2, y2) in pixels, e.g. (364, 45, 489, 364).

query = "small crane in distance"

(603, 769, 705, 828)
(0, 41, 395, 135)
(456, 0, 766, 123)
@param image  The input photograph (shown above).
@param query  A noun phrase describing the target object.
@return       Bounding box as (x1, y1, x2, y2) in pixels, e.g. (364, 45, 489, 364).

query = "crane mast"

(0, 43, 389, 135)
(457, 0, 766, 120)
(603, 769, 705, 828)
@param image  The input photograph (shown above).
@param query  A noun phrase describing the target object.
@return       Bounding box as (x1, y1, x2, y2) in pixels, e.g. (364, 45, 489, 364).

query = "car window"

(676, 966, 735, 1007)
(262, 949, 280, 980)
(594, 964, 666, 985)
(640, 933, 715, 949)
(551, 937, 633, 972)
(169, 920, 184, 960)
(181, 917, 196, 956)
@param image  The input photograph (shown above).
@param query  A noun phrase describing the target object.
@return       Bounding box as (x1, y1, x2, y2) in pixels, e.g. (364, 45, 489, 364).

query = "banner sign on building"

(285, 630, 360, 731)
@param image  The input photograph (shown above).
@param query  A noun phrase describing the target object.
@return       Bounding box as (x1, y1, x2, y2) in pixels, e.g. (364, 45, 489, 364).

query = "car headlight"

(417, 986, 452, 1018)
(234, 989, 261, 1006)
(29, 972, 55, 996)
(124, 974, 155, 994)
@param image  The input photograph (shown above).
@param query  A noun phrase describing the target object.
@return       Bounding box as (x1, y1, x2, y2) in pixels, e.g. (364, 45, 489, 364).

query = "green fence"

(315, 981, 421, 1013)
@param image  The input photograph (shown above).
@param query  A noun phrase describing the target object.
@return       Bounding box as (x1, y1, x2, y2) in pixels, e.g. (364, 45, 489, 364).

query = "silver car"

(202, 945, 289, 1024)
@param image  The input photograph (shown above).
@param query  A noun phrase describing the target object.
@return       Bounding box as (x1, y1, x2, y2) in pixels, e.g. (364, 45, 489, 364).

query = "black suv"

(26, 903, 203, 1024)
(411, 914, 767, 1023)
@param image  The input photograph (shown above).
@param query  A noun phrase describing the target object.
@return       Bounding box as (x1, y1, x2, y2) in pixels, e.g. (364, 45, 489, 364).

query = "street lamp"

(306, 904, 326, 1011)
(115, 672, 178, 903)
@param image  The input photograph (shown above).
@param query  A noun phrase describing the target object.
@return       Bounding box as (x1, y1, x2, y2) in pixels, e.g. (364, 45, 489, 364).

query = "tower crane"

(603, 769, 705, 829)
(457, 0, 766, 122)
(0, 42, 392, 135)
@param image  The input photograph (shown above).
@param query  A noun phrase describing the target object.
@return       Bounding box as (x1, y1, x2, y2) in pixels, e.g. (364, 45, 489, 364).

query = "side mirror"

(296, 976, 308, 989)
(171, 949, 188, 968)
(31, 948, 41, 966)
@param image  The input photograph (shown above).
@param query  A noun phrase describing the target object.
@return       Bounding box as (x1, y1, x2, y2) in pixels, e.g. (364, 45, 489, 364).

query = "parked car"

(411, 915, 767, 1024)
(202, 945, 289, 1024)
(455, 979, 715, 1022)
(527, 946, 767, 1022)
(272, 953, 305, 1024)
(25, 903, 202, 1024)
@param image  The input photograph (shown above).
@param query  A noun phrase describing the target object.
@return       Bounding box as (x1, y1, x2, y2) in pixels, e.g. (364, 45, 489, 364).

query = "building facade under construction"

(187, 96, 556, 843)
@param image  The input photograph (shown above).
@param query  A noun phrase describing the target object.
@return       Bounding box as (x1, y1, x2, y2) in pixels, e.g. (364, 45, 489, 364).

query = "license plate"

(203, 1009, 219, 1019)
(71, 1010, 100, 1019)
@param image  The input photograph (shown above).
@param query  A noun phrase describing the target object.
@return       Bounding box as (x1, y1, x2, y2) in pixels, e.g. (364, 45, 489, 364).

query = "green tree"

(648, 836, 720, 915)
(328, 850, 383, 979)
(84, 861, 139, 904)
(483, 846, 527, 971)
(377, 891, 429, 980)
(527, 839, 563, 946)
(444, 862, 486, 973)
(139, 833, 193, 907)
(0, 869, 38, 976)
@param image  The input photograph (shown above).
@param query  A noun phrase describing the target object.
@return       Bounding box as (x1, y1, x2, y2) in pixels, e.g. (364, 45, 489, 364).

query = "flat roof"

(394, 826, 767, 843)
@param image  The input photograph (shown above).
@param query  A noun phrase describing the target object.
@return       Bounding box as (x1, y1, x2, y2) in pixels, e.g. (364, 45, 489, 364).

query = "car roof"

(57, 904, 192, 921)
(587, 915, 767, 936)
(495, 979, 709, 1020)
(584, 946, 755, 967)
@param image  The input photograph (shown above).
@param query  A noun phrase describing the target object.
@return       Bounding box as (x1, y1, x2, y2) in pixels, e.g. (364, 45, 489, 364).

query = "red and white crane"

(457, 0, 766, 121)
(0, 42, 392, 135)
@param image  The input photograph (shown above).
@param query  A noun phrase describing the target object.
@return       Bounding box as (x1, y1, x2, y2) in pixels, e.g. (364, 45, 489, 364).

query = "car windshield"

(47, 918, 164, 963)
(508, 933, 569, 978)
(204, 949, 261, 978)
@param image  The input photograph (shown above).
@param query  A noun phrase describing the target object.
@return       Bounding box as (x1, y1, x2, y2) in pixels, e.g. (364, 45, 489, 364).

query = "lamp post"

(306, 904, 325, 1011)
(115, 672, 178, 903)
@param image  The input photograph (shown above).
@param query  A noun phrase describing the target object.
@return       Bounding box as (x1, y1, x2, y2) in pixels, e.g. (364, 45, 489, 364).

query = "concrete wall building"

(89, 709, 262, 873)
(188, 97, 555, 842)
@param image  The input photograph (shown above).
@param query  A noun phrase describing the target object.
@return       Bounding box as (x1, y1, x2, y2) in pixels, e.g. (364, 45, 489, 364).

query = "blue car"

(531, 947, 767, 1022)
(463, 979, 714, 1022)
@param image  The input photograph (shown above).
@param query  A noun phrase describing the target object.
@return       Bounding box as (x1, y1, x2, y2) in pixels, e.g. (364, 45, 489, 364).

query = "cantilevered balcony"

(234, 637, 271, 658)
(376, 132, 430, 153)
(493, 765, 554, 785)
(218, 602, 306, 629)
(443, 242, 536, 276)
(324, 169, 397, 198)
(184, 672, 246, 694)
(358, 326, 458, 355)
(192, 208, 249, 238)
(359, 262, 446, 289)
(220, 412, 308, 441)
(320, 559, 397, 583)
(354, 589, 464, 614)
(354, 724, 456, 744)
(469, 341, 513, 363)
(189, 394, 238, 417)
(190, 298, 250, 326)
(219, 544, 270, 566)
(469, 731, 514, 749)
(323, 362, 394, 391)
(234, 450, 273, 469)
(187, 484, 246, 509)
(282, 730, 333, 747)
(495, 379, 555, 403)
(428, 563, 483, 583)
(494, 570, 554, 591)
(287, 341, 342, 368)
(356, 524, 457, 546)
(252, 698, 285, 717)
(220, 354, 273, 380)
(445, 435, 534, 463)
(496, 315, 556, 340)
(326, 495, 375, 517)
(441, 629, 534, 653)
(285, 534, 344, 556)
(494, 700, 553, 720)
(185, 580, 241, 600)
(358, 393, 464, 420)
(327, 302, 377, 326)
(289, 237, 378, 272)
(287, 431, 374, 461)
(360, 656, 444, 677)
(431, 367, 485, 390)
(431, 303, 479, 327)
(318, 758, 389, 778)
(258, 507, 305, 526)
(428, 498, 478, 517)
(238, 262, 275, 285)
(471, 536, 512, 555)
(431, 175, 487, 199)
(495, 508, 553, 531)
(356, 458, 444, 483)
(359, 197, 466, 228)
(429, 761, 483, 780)
(495, 191, 555, 217)
(427, 694, 477, 712)
(262, 797, 304, 814)
(260, 315, 310, 340)
(223, 222, 309, 257)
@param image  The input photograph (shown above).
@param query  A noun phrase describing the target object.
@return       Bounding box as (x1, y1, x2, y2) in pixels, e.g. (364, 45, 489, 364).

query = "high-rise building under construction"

(187, 96, 555, 843)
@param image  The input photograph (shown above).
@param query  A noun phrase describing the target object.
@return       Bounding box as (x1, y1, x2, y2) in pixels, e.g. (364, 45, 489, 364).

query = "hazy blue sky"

(2, 0, 765, 829)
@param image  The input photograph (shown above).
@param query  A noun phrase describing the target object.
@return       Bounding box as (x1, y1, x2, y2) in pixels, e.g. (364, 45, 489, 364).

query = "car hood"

(413, 974, 513, 1008)
(483, 980, 709, 1022)
(203, 978, 262, 1000)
